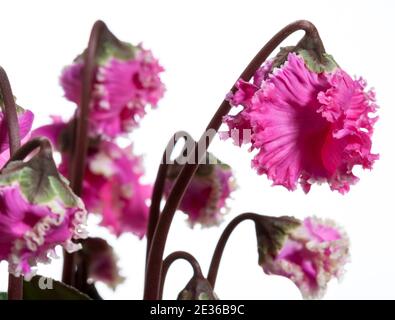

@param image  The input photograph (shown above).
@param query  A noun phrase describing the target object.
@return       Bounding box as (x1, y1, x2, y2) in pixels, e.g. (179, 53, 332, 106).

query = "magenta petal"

(0, 109, 34, 153)
(60, 62, 84, 105)
(31, 118, 67, 148)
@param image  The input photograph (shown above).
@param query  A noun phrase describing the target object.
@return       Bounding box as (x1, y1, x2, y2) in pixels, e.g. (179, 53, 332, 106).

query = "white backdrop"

(0, 0, 393, 299)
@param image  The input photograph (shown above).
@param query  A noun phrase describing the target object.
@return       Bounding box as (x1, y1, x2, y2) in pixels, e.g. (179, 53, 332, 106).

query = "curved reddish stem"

(0, 67, 21, 155)
(69, 20, 107, 196)
(145, 131, 195, 260)
(159, 251, 202, 299)
(144, 20, 323, 300)
(0, 67, 22, 299)
(62, 20, 107, 286)
(5, 137, 52, 163)
(206, 213, 260, 288)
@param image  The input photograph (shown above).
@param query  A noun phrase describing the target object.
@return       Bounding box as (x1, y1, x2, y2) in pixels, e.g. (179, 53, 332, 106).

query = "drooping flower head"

(60, 40, 165, 138)
(0, 97, 34, 165)
(32, 119, 151, 238)
(164, 153, 236, 227)
(223, 47, 378, 193)
(80, 237, 124, 289)
(256, 215, 349, 299)
(0, 139, 87, 278)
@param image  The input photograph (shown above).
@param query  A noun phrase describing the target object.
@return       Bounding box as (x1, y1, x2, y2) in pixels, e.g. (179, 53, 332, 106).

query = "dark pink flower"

(165, 155, 236, 227)
(60, 45, 165, 138)
(261, 216, 349, 299)
(81, 237, 124, 289)
(0, 153, 87, 278)
(223, 53, 378, 193)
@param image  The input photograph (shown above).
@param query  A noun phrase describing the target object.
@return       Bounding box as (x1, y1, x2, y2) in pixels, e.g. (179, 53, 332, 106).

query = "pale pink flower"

(223, 53, 378, 193)
(261, 216, 349, 299)
(60, 45, 165, 138)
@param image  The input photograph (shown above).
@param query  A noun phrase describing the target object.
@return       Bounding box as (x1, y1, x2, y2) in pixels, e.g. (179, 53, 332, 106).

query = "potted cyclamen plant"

(0, 19, 377, 300)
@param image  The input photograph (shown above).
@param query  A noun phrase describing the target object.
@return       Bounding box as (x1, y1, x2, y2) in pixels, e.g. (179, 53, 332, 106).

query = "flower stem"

(143, 20, 322, 300)
(145, 131, 195, 261)
(0, 67, 21, 155)
(7, 138, 52, 163)
(159, 251, 202, 299)
(62, 20, 107, 286)
(206, 213, 261, 288)
(0, 66, 23, 300)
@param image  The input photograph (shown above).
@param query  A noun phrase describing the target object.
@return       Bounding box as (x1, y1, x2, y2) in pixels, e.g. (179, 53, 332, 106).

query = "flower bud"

(177, 275, 218, 300)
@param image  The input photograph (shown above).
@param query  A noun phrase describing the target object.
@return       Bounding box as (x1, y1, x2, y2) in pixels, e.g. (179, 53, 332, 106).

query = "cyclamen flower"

(81, 237, 124, 289)
(0, 144, 87, 278)
(60, 45, 165, 138)
(223, 52, 378, 193)
(71, 140, 151, 237)
(260, 216, 349, 299)
(164, 154, 236, 227)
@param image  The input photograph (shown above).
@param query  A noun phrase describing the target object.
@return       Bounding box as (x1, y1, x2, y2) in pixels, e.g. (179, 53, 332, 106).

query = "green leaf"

(0, 292, 8, 300)
(23, 276, 91, 300)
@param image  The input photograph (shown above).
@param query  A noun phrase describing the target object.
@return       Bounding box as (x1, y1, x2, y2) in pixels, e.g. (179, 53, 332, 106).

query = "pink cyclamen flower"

(83, 141, 151, 237)
(60, 141, 151, 237)
(83, 144, 152, 237)
(165, 155, 236, 227)
(32, 119, 151, 237)
(223, 52, 378, 193)
(60, 45, 165, 138)
(261, 216, 349, 299)
(0, 147, 87, 278)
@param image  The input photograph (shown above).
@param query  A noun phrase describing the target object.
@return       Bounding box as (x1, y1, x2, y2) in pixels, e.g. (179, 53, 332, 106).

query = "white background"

(0, 0, 394, 299)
